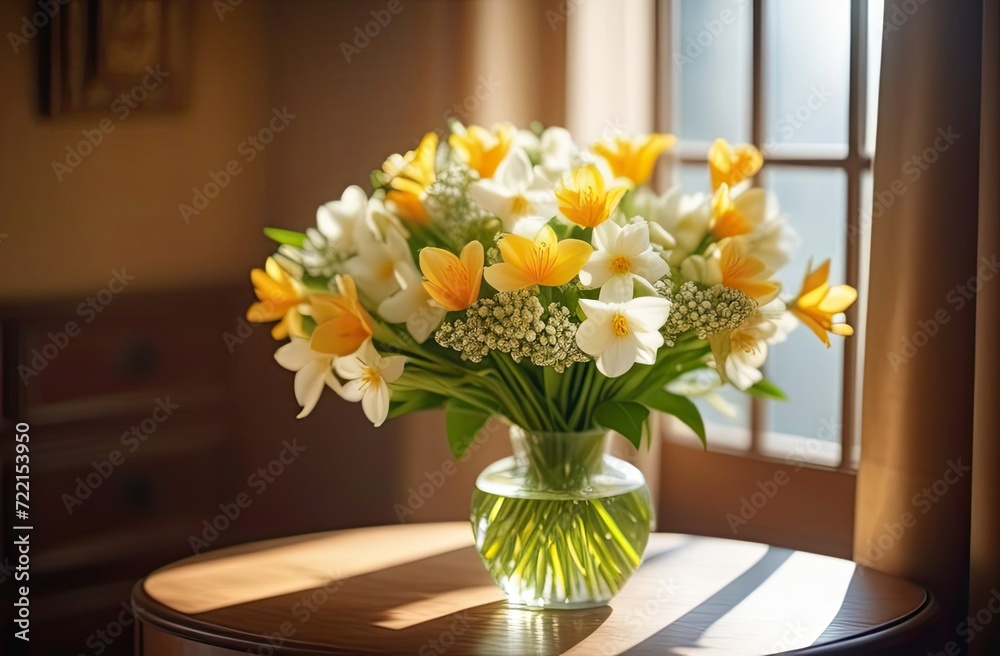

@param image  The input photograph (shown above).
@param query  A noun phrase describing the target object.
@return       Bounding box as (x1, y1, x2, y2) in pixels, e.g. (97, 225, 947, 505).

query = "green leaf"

(263, 227, 306, 248)
(388, 390, 446, 419)
(640, 389, 707, 448)
(445, 399, 492, 459)
(594, 400, 649, 450)
(746, 378, 788, 401)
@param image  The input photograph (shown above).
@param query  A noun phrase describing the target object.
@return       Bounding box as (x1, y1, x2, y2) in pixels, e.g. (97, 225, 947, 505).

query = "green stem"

(491, 353, 550, 432)
(568, 364, 595, 430)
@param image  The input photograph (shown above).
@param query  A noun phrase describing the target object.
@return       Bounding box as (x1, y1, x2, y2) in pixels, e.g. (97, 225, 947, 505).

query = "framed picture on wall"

(39, 0, 191, 116)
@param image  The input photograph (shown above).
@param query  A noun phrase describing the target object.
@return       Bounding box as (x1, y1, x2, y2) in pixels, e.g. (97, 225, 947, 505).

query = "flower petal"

(580, 251, 614, 288)
(791, 308, 833, 347)
(274, 338, 313, 371)
(334, 349, 366, 379)
(592, 220, 620, 252)
(483, 262, 536, 292)
(310, 317, 370, 356)
(496, 232, 535, 271)
(623, 296, 672, 332)
(339, 378, 365, 402)
(496, 147, 533, 190)
(818, 285, 858, 314)
(832, 323, 855, 336)
(419, 247, 461, 286)
(576, 317, 615, 358)
(380, 355, 406, 383)
(469, 180, 516, 219)
(406, 305, 446, 343)
(544, 239, 593, 286)
(511, 215, 551, 239)
(295, 360, 329, 418)
(801, 259, 830, 295)
(631, 251, 670, 282)
(597, 335, 638, 378)
(619, 221, 651, 256)
(362, 380, 391, 427)
(460, 240, 485, 302)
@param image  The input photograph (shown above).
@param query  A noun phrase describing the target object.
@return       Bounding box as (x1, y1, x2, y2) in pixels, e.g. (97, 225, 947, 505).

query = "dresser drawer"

(30, 416, 237, 549)
(19, 307, 232, 409)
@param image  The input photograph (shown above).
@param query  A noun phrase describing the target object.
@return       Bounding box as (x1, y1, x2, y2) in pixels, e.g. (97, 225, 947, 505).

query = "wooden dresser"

(1, 282, 417, 655)
(1, 286, 247, 655)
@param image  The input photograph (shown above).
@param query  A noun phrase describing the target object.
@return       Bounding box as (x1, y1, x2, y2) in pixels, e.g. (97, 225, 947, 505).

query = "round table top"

(133, 522, 930, 655)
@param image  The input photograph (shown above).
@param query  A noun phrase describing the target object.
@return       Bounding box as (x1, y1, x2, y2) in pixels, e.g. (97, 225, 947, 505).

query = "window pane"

(677, 163, 713, 195)
(674, 386, 752, 451)
(677, 0, 752, 145)
(763, 0, 850, 155)
(762, 167, 847, 442)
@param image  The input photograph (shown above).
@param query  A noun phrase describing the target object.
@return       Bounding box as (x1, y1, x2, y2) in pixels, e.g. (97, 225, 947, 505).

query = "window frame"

(652, 0, 872, 557)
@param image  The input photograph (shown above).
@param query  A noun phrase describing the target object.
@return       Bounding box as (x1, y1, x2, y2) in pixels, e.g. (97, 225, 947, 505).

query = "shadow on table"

(199, 538, 692, 654)
(624, 545, 794, 652)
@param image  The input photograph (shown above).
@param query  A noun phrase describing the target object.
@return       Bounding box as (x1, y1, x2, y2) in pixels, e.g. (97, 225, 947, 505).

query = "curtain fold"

(970, 1, 999, 653)
(853, 0, 984, 646)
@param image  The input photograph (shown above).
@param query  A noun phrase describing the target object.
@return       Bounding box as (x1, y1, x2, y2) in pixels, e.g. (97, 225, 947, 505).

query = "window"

(661, 0, 882, 471)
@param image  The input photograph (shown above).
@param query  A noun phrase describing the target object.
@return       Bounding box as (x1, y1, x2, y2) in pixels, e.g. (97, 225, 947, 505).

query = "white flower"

(628, 186, 711, 264)
(576, 296, 672, 378)
(344, 216, 402, 303)
(377, 238, 446, 343)
(708, 299, 786, 390)
(538, 127, 578, 181)
(468, 148, 557, 237)
(316, 185, 368, 254)
(514, 129, 541, 161)
(335, 340, 406, 427)
(274, 337, 342, 419)
(580, 217, 670, 302)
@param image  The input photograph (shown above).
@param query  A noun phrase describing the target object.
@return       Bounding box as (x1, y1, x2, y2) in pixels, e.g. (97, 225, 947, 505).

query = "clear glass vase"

(470, 426, 653, 609)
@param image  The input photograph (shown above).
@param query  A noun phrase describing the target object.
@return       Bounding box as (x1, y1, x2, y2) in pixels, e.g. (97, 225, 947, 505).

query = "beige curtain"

(854, 0, 995, 651)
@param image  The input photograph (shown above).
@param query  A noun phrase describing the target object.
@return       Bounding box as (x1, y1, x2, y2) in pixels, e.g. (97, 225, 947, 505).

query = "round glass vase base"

(504, 596, 613, 611)
(469, 428, 654, 611)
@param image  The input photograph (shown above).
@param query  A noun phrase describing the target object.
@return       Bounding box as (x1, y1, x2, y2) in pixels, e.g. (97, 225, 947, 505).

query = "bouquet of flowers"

(247, 122, 856, 454)
(246, 122, 857, 608)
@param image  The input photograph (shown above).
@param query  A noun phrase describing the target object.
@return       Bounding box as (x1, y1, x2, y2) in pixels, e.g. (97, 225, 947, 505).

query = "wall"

(0, 0, 271, 301)
(0, 0, 572, 539)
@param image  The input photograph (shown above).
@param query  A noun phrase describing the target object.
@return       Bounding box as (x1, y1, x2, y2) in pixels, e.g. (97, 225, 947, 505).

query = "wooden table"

(132, 522, 934, 655)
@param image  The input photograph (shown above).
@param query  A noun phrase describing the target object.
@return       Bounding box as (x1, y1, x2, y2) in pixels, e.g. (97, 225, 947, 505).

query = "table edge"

(130, 524, 933, 655)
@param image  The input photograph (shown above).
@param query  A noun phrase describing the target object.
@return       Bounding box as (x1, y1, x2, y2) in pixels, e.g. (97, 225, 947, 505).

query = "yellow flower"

(383, 132, 438, 223)
(247, 257, 305, 340)
(708, 139, 763, 191)
(790, 259, 857, 347)
(555, 164, 629, 228)
(719, 238, 781, 305)
(449, 123, 513, 179)
(484, 225, 592, 291)
(710, 183, 752, 239)
(592, 132, 676, 185)
(419, 240, 484, 312)
(309, 275, 374, 356)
